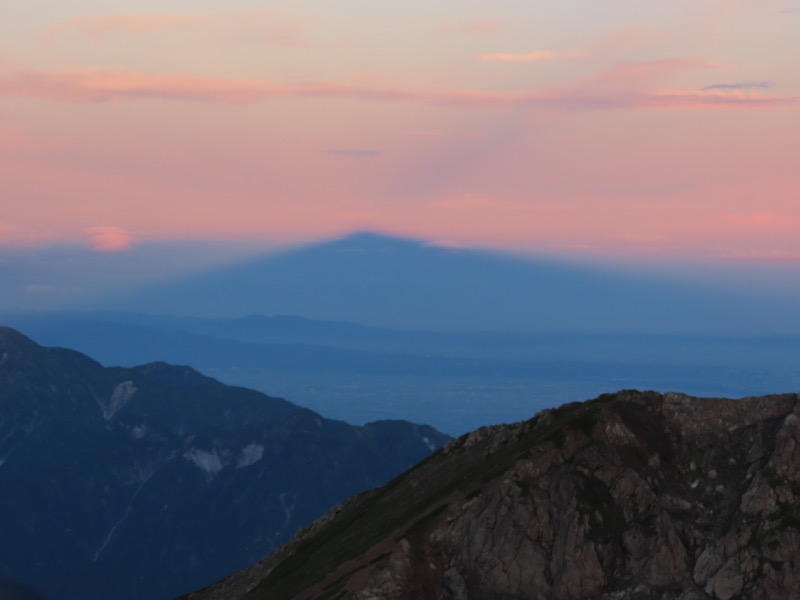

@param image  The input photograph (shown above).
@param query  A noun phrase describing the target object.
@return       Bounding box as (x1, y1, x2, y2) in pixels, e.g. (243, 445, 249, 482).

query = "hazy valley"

(4, 233, 799, 435)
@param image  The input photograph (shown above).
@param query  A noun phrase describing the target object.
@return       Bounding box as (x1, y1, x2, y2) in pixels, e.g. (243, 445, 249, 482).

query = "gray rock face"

(186, 390, 800, 600)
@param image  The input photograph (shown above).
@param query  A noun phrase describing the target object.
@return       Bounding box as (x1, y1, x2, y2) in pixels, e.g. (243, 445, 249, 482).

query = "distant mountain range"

(185, 390, 800, 600)
(0, 327, 449, 600)
(95, 232, 797, 335)
(2, 310, 799, 435)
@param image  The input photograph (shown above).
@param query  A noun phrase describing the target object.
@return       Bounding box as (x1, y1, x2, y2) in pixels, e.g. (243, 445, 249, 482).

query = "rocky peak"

(186, 390, 800, 600)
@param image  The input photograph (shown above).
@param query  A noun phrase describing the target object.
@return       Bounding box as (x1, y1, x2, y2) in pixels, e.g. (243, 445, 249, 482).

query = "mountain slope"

(185, 390, 800, 599)
(0, 327, 449, 600)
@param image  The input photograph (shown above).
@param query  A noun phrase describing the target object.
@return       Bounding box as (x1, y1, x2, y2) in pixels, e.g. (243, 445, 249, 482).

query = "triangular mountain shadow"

(111, 232, 793, 334)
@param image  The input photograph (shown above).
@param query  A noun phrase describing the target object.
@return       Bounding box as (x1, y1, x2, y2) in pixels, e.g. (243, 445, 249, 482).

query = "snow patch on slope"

(236, 443, 264, 469)
(184, 448, 227, 476)
(422, 436, 437, 452)
(98, 381, 137, 421)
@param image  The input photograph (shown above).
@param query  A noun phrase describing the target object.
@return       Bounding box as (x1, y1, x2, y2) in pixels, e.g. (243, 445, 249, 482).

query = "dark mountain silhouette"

(0, 327, 449, 600)
(185, 390, 800, 600)
(106, 232, 796, 335)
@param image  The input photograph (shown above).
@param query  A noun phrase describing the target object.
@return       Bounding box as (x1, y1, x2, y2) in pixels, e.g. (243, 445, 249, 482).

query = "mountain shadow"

(108, 232, 795, 335)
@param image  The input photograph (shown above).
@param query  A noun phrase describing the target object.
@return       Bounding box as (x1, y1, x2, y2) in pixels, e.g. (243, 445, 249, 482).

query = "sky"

(2, 0, 800, 262)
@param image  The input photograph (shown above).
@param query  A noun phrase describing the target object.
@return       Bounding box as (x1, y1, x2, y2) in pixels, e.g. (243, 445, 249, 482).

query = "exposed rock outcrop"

(185, 390, 800, 600)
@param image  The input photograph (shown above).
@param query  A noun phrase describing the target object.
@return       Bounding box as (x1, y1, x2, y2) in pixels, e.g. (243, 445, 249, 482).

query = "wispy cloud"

(1, 61, 797, 111)
(481, 50, 582, 63)
(635, 89, 797, 110)
(703, 81, 774, 91)
(0, 66, 271, 103)
(481, 26, 655, 65)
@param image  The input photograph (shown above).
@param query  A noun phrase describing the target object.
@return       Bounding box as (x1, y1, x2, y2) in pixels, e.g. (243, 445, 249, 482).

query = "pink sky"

(2, 0, 799, 260)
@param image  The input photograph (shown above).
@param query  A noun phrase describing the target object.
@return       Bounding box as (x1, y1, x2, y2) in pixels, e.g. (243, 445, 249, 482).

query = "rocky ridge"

(185, 390, 800, 600)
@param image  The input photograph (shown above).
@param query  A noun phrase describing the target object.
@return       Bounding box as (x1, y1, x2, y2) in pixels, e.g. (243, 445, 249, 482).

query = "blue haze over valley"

(3, 232, 799, 435)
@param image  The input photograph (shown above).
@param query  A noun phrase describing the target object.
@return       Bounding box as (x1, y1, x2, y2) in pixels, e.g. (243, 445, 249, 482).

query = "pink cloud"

(1, 61, 797, 111)
(480, 27, 657, 66)
(636, 89, 798, 110)
(0, 66, 271, 103)
(86, 226, 134, 252)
